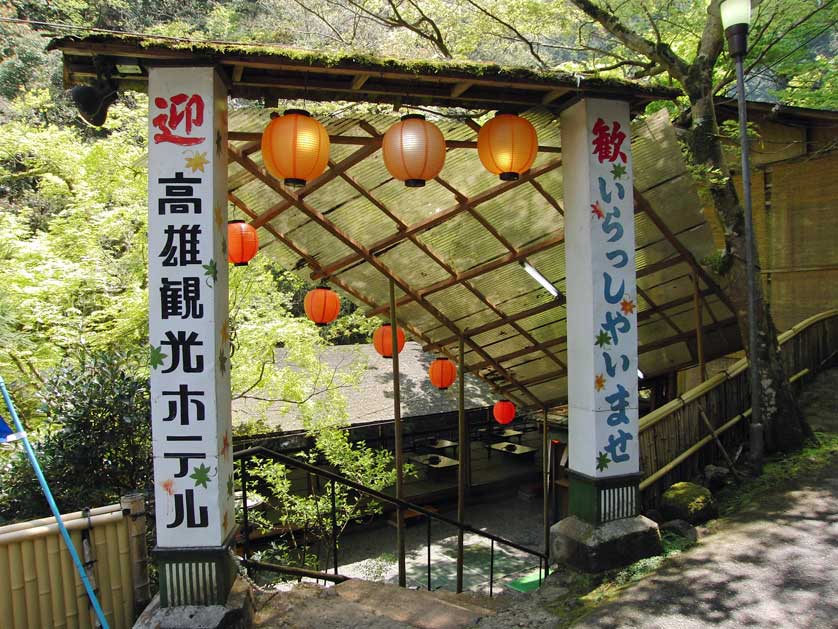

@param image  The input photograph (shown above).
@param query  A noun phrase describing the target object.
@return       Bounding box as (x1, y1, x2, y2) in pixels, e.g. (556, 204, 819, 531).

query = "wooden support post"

(390, 278, 406, 587)
(456, 335, 466, 594)
(698, 406, 743, 481)
(693, 273, 707, 381)
(121, 493, 150, 618)
(542, 408, 550, 567)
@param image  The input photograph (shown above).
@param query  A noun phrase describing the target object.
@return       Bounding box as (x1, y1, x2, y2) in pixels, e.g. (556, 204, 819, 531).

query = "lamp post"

(721, 0, 763, 470)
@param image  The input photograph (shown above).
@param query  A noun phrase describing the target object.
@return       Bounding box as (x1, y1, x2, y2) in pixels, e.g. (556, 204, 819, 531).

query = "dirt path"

(573, 368, 838, 628)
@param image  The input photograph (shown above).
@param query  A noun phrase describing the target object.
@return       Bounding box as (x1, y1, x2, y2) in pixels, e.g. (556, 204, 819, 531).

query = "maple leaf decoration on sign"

(611, 163, 627, 180)
(595, 330, 612, 348)
(595, 373, 606, 391)
(596, 452, 610, 472)
(190, 463, 212, 489)
(150, 345, 167, 369)
(184, 151, 210, 173)
(591, 201, 605, 220)
(620, 298, 636, 315)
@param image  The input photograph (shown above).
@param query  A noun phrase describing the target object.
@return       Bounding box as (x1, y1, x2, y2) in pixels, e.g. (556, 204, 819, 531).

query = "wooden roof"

(49, 34, 678, 112)
(51, 35, 738, 409)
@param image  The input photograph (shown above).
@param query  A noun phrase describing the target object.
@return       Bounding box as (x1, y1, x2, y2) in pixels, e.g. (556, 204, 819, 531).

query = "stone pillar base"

(153, 541, 237, 607)
(550, 515, 662, 573)
(134, 575, 254, 629)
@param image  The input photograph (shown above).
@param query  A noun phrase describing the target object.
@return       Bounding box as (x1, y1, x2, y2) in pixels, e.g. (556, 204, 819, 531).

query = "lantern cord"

(0, 376, 111, 629)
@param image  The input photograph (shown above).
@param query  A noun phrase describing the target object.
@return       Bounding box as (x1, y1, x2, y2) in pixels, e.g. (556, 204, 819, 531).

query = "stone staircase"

(253, 579, 501, 628)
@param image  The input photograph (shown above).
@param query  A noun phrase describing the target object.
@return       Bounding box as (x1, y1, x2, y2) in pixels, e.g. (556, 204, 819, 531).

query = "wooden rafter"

(310, 158, 564, 280)
(634, 189, 736, 314)
(230, 191, 529, 407)
(228, 131, 563, 153)
(229, 146, 544, 406)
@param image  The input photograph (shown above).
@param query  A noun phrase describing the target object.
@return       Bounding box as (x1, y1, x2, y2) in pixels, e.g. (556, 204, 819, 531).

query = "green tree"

(0, 350, 151, 522)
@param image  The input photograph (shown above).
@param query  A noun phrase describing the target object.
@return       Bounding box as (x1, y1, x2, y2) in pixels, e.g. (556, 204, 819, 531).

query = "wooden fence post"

(121, 493, 150, 618)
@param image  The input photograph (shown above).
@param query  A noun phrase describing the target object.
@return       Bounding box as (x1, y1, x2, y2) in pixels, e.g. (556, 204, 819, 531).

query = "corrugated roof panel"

(476, 187, 564, 250)
(426, 284, 490, 322)
(378, 240, 453, 287)
(418, 213, 510, 272)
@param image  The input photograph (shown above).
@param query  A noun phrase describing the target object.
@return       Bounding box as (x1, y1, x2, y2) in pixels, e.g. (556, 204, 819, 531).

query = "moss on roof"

(48, 33, 680, 100)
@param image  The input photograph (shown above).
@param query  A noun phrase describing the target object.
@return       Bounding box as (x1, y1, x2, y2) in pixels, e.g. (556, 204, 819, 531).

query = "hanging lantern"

(429, 358, 457, 390)
(227, 220, 259, 266)
(304, 287, 340, 326)
(373, 324, 405, 358)
(493, 400, 516, 425)
(477, 112, 538, 181)
(382, 114, 446, 187)
(261, 109, 330, 187)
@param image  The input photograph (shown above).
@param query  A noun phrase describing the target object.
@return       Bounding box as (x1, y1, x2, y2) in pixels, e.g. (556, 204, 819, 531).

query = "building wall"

(710, 112, 838, 332)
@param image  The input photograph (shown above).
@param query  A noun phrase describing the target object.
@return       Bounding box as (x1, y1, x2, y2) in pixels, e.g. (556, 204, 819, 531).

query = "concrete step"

(336, 579, 494, 628)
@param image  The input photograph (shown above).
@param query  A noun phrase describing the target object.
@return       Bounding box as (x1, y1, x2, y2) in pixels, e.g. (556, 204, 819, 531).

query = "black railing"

(233, 445, 549, 597)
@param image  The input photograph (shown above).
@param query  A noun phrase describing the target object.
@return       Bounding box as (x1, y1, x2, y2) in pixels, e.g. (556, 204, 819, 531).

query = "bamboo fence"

(638, 309, 838, 508)
(0, 495, 148, 629)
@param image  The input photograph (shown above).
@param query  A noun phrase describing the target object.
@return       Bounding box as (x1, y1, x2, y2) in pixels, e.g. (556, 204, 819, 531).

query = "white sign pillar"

(148, 67, 235, 605)
(562, 98, 640, 524)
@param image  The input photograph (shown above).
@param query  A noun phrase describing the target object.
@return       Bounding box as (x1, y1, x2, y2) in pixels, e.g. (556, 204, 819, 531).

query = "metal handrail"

(233, 444, 548, 595)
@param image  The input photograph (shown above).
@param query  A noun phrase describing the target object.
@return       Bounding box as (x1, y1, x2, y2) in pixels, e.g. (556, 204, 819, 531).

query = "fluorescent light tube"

(521, 261, 559, 298)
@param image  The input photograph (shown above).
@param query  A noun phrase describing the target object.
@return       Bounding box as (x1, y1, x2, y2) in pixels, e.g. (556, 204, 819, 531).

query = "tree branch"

(465, 0, 548, 69)
(568, 0, 691, 82)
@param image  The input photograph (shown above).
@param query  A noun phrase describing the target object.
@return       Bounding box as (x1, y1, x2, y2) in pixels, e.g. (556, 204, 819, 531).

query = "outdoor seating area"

(2, 5, 835, 627)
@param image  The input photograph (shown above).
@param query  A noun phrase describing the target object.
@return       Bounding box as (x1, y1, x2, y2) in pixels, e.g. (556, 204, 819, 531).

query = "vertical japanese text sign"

(148, 67, 234, 547)
(562, 99, 638, 479)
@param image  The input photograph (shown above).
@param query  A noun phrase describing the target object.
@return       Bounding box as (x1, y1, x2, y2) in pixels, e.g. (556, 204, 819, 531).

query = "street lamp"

(721, 0, 763, 470)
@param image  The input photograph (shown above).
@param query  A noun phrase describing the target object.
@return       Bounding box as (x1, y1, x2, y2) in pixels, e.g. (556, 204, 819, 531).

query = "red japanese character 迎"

(152, 94, 206, 146)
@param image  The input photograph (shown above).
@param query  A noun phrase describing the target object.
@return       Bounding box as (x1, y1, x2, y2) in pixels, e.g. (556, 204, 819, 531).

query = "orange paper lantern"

(477, 113, 538, 181)
(227, 220, 259, 266)
(382, 114, 446, 187)
(373, 324, 405, 358)
(304, 287, 340, 326)
(493, 400, 516, 425)
(429, 358, 457, 390)
(261, 109, 330, 187)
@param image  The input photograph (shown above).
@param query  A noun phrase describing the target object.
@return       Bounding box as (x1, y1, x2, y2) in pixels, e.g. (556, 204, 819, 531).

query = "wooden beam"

(425, 299, 564, 351)
(636, 286, 683, 335)
(634, 189, 736, 314)
(694, 273, 707, 380)
(541, 89, 567, 105)
(390, 278, 406, 588)
(365, 230, 565, 316)
(249, 142, 380, 228)
(529, 179, 563, 215)
(232, 64, 244, 82)
(451, 81, 474, 98)
(227, 131, 562, 153)
(351, 73, 371, 90)
(229, 146, 544, 405)
(310, 157, 563, 281)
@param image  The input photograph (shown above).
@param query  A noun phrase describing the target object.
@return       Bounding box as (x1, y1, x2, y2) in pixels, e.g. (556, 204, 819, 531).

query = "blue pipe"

(0, 376, 110, 629)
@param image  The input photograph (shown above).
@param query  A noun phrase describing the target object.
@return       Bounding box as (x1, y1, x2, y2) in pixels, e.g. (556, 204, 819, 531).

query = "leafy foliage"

(0, 350, 151, 522)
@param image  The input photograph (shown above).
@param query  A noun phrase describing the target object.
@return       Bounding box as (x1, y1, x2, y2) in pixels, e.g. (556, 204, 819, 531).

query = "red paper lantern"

(429, 358, 457, 390)
(227, 220, 259, 266)
(304, 287, 340, 326)
(493, 400, 516, 425)
(261, 109, 330, 187)
(477, 113, 538, 181)
(382, 114, 446, 187)
(373, 324, 405, 358)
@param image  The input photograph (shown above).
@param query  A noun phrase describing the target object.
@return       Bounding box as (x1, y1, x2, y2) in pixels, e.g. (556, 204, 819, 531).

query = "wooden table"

(488, 441, 537, 459)
(495, 428, 523, 443)
(410, 453, 459, 478)
(425, 438, 458, 457)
